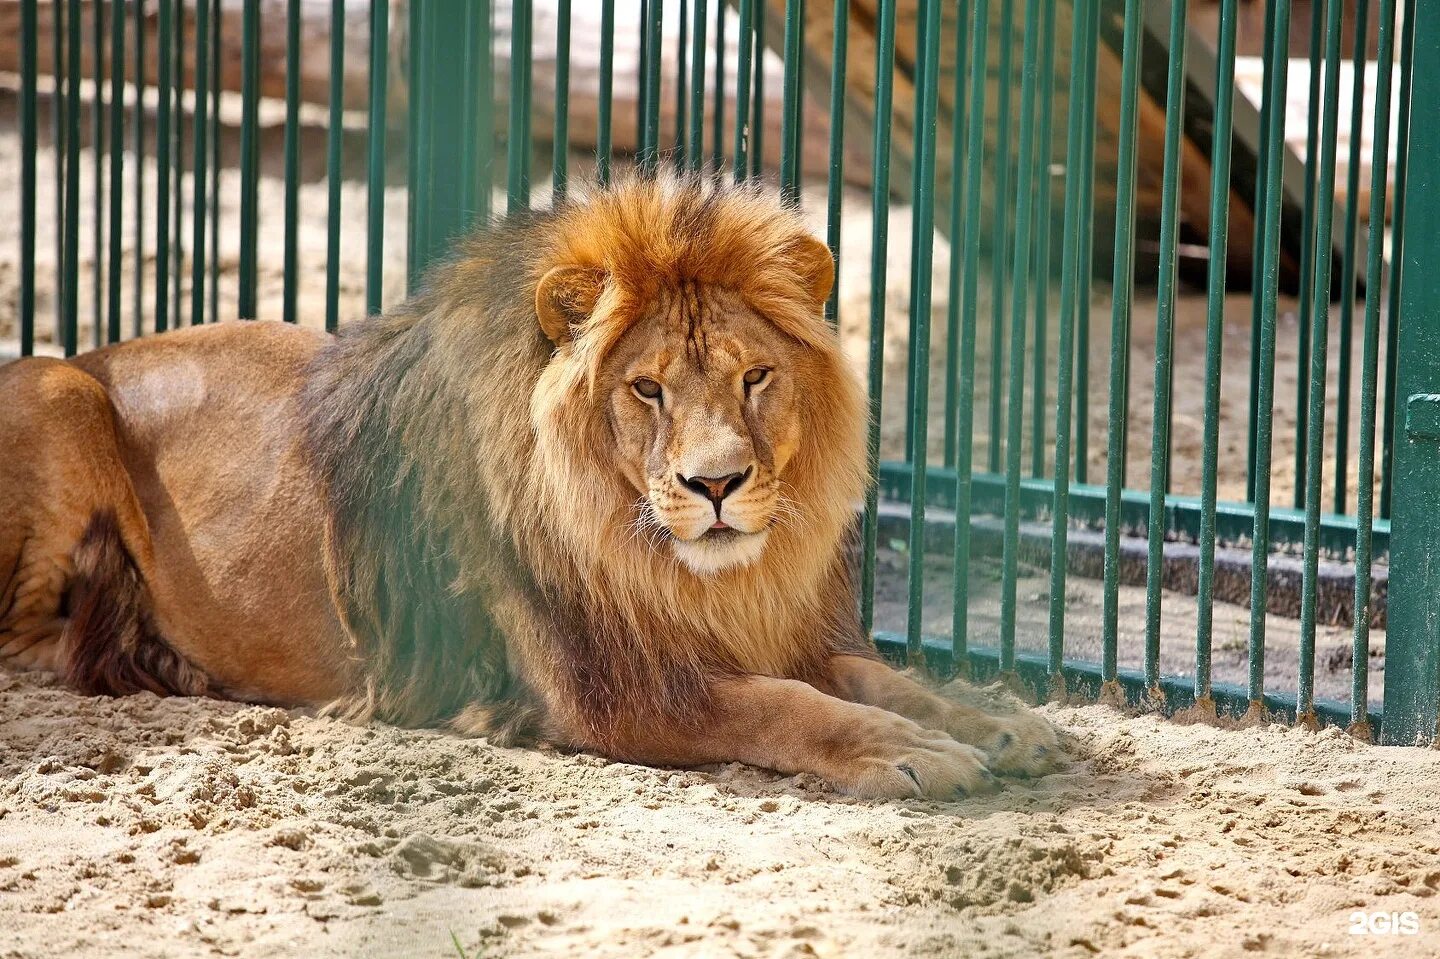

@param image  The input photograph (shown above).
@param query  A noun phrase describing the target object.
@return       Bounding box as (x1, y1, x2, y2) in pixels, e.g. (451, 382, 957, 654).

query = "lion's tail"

(64, 510, 210, 698)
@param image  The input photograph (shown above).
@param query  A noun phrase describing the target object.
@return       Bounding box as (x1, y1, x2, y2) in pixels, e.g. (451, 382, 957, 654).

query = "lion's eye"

(743, 367, 771, 390)
(632, 378, 663, 402)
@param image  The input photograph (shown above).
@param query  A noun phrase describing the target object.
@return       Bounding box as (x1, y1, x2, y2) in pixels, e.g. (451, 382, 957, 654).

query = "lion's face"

(601, 285, 804, 576)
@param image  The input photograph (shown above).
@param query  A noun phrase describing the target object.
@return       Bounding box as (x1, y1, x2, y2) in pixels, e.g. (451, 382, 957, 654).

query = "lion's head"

(526, 174, 866, 580)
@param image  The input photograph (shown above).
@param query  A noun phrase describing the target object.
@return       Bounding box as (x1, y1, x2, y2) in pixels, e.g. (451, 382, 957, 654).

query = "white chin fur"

(671, 529, 770, 576)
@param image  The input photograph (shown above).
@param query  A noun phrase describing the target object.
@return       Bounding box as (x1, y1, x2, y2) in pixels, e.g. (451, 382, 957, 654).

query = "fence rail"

(5, 0, 1440, 744)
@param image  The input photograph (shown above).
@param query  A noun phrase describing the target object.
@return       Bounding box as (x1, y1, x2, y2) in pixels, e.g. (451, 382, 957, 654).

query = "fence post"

(407, 0, 493, 286)
(1382, 0, 1440, 746)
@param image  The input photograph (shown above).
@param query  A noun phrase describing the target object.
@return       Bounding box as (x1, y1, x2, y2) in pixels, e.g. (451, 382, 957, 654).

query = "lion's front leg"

(824, 654, 1061, 777)
(609, 676, 1000, 800)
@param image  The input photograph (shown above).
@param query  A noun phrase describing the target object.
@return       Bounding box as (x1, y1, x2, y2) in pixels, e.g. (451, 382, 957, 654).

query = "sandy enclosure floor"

(3, 668, 1439, 959)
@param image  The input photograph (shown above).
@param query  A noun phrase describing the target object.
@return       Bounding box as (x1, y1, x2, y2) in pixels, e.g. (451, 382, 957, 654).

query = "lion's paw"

(974, 710, 1063, 777)
(836, 718, 1001, 800)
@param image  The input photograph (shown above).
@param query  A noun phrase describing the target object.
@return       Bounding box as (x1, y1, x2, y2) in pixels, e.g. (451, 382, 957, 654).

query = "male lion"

(0, 174, 1058, 798)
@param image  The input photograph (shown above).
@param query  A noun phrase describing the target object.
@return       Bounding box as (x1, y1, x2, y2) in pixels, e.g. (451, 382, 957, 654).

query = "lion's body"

(0, 175, 1059, 798)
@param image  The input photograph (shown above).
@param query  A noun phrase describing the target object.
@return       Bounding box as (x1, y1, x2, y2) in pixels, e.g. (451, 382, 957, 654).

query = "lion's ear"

(788, 234, 836, 305)
(536, 266, 607, 344)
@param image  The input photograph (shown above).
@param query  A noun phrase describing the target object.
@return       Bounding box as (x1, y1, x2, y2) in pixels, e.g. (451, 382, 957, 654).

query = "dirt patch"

(3, 668, 1438, 958)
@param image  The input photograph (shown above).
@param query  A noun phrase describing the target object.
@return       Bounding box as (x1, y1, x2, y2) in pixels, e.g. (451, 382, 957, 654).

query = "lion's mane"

(299, 172, 869, 750)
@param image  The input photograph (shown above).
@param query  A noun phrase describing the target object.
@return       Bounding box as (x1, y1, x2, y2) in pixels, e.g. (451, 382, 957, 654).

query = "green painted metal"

(639, 0, 662, 176)
(751, 9, 765, 181)
(598, 0, 615, 183)
(91, 0, 102, 348)
(951, 0, 992, 665)
(191, 0, 210, 325)
(1383, 0, 1440, 746)
(1196, 0, 1241, 708)
(1248, 0, 1294, 708)
(711, 0, 725, 171)
(779, 0, 803, 205)
(1246, 0, 1278, 503)
(506, 0, 533, 210)
(1028, 0, 1057, 481)
(325, 0, 345, 333)
(1297, 0, 1347, 724)
(1074, 0, 1099, 487)
(860, 0, 897, 638)
(823, 0, 848, 326)
(1294, 1, 1323, 511)
(131, 0, 145, 339)
(107, 0, 124, 343)
(1382, 0, 1417, 520)
(905, 0, 942, 664)
(237, 0, 257, 320)
(941, 1, 971, 470)
(18, 0, 36, 356)
(1333, 0, 1371, 515)
(469, 0, 495, 226)
(283, 0, 302, 323)
(51, 0, 64, 343)
(998, 0, 1045, 675)
(686, 0, 707, 172)
(675, 0, 688, 165)
(988, 0, 1015, 476)
(733, 0, 755, 181)
(1102, 0, 1145, 684)
(207, 4, 220, 326)
(154, 0, 171, 334)
(366, 0, 389, 315)
(62, 0, 79, 356)
(554, 0, 572, 199)
(169, 2, 184, 329)
(1354, 0, 1399, 736)
(1144, 0, 1188, 695)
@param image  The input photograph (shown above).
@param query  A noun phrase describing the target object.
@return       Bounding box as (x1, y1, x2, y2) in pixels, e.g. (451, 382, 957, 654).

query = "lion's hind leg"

(0, 359, 206, 697)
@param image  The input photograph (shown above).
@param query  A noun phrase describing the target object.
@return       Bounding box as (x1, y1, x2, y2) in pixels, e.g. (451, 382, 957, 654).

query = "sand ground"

(3, 666, 1439, 959)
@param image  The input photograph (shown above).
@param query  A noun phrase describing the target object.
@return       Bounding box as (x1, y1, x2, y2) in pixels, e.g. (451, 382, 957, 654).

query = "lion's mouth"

(700, 525, 746, 544)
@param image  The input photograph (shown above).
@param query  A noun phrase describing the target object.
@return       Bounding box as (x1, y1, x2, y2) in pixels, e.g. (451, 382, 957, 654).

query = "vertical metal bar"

(554, 0, 572, 200)
(713, 0, 727, 171)
(1247, 0, 1294, 712)
(903, 1, 930, 464)
(107, 0, 125, 343)
(1029, 0, 1057, 479)
(476, 0, 494, 223)
(1247, 0, 1278, 502)
(131, 0, 144, 338)
(1297, 0, 1349, 724)
(860, 0, 897, 637)
(236, 0, 256, 319)
(507, 0, 533, 210)
(51, 0, 64, 344)
(675, 0, 688, 166)
(170, 0, 184, 328)
(1101, 0, 1146, 685)
(1352, 0, 1397, 739)
(366, 0, 388, 314)
(637, 0, 648, 149)
(1383, 0, 1440, 746)
(19, 0, 36, 356)
(1074, 0, 1098, 486)
(1294, 1, 1324, 509)
(823, 0, 848, 326)
(190, 0, 210, 326)
(1196, 0, 1240, 711)
(281, 0, 301, 323)
(1142, 0, 1188, 695)
(988, 0, 1015, 474)
(751, 7, 765, 180)
(905, 0, 942, 664)
(1334, 0, 1372, 514)
(687, 0, 707, 172)
(92, 0, 104, 348)
(1382, 0, 1416, 520)
(733, 0, 754, 180)
(779, 0, 803, 205)
(598, 0, 615, 184)
(154, 0, 171, 334)
(1049, 0, 1095, 692)
(952, 0, 991, 664)
(942, 0, 971, 469)
(206, 0, 218, 324)
(325, 0, 344, 332)
(63, 0, 80, 356)
(640, 0, 662, 176)
(998, 0, 1043, 676)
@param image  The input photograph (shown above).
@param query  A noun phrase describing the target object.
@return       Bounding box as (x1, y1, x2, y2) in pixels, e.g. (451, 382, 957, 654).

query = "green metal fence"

(6, 0, 1440, 745)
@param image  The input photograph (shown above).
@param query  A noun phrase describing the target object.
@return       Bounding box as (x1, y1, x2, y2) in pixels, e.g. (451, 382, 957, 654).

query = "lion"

(0, 172, 1059, 798)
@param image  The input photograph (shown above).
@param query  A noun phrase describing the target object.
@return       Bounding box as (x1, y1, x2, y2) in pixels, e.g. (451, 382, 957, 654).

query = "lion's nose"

(678, 467, 752, 510)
